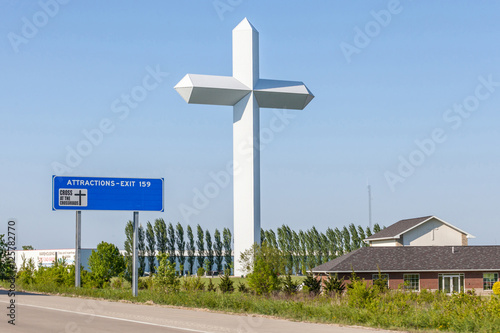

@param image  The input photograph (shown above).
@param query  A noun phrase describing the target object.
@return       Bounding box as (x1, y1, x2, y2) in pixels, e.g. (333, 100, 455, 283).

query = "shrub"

(16, 256, 36, 285)
(237, 282, 249, 293)
(155, 253, 180, 292)
(0, 234, 16, 281)
(87, 241, 126, 288)
(303, 273, 321, 295)
(197, 267, 205, 277)
(493, 281, 500, 295)
(181, 275, 205, 291)
(219, 269, 234, 293)
(138, 277, 152, 290)
(34, 259, 75, 288)
(372, 272, 388, 293)
(207, 278, 216, 292)
(240, 244, 284, 295)
(346, 278, 376, 308)
(110, 277, 131, 289)
(282, 274, 299, 295)
(323, 273, 345, 295)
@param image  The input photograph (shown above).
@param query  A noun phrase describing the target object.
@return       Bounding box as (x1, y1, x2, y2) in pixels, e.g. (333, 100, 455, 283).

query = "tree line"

(124, 219, 232, 278)
(124, 219, 381, 277)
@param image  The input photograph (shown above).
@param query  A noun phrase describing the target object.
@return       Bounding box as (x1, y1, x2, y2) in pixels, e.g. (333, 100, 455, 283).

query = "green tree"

(154, 218, 168, 264)
(373, 223, 381, 234)
(88, 241, 125, 288)
(303, 273, 321, 295)
(213, 229, 223, 273)
(282, 274, 299, 295)
(277, 225, 293, 273)
(175, 222, 185, 274)
(0, 235, 15, 281)
(292, 230, 301, 275)
(240, 243, 284, 295)
(365, 226, 373, 238)
(323, 273, 345, 294)
(186, 225, 196, 274)
(349, 223, 360, 250)
(264, 229, 278, 249)
(342, 226, 351, 253)
(305, 229, 316, 270)
(146, 221, 156, 275)
(298, 230, 308, 274)
(22, 245, 34, 250)
(357, 225, 367, 247)
(124, 221, 134, 280)
(223, 227, 232, 272)
(154, 253, 180, 293)
(334, 227, 344, 256)
(205, 230, 213, 274)
(138, 224, 146, 277)
(196, 225, 205, 271)
(326, 227, 338, 260)
(218, 268, 234, 293)
(320, 233, 329, 264)
(167, 222, 176, 264)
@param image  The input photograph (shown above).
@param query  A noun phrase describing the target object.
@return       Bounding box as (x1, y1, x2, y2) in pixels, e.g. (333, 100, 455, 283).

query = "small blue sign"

(52, 176, 164, 211)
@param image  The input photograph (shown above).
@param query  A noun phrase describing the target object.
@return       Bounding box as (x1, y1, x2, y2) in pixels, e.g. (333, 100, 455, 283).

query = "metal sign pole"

(75, 211, 81, 288)
(132, 211, 139, 297)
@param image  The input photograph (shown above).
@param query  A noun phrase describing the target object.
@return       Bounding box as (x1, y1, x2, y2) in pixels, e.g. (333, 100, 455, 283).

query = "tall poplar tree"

(214, 229, 223, 272)
(154, 218, 167, 263)
(342, 226, 351, 253)
(205, 230, 213, 273)
(176, 222, 185, 274)
(146, 221, 156, 275)
(196, 225, 205, 271)
(124, 220, 134, 280)
(186, 225, 195, 274)
(138, 224, 146, 276)
(167, 222, 176, 264)
(222, 227, 232, 272)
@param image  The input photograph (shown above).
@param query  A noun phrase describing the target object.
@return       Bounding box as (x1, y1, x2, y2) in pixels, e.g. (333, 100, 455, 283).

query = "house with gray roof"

(311, 216, 498, 295)
(312, 245, 500, 295)
(364, 215, 475, 247)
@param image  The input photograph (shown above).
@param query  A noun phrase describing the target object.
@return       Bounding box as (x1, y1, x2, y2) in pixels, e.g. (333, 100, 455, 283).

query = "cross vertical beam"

(233, 92, 260, 276)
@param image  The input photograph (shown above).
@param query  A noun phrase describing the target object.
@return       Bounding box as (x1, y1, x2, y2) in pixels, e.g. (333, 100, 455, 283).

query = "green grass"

(3, 279, 500, 333)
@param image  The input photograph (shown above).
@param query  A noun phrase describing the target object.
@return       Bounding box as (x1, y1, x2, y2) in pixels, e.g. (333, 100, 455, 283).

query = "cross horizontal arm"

(174, 74, 251, 106)
(254, 79, 314, 110)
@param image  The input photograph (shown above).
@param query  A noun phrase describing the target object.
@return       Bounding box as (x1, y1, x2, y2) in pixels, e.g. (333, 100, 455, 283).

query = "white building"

(364, 216, 474, 247)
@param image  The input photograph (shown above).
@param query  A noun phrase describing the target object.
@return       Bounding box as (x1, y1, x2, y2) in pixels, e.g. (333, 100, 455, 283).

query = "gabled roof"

(364, 215, 474, 242)
(311, 246, 500, 273)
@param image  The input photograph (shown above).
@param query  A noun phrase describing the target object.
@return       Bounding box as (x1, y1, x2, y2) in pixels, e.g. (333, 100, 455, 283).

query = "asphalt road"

(0, 289, 399, 333)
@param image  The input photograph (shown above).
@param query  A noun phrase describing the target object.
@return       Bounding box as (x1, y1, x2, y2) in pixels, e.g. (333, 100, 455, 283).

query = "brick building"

(311, 216, 498, 295)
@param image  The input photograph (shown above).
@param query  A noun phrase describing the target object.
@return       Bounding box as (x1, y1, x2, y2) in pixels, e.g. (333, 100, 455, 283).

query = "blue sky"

(1, 0, 499, 249)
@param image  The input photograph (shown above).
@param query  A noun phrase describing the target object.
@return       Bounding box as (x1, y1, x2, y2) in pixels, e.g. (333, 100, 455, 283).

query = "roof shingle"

(311, 246, 500, 273)
(365, 216, 433, 240)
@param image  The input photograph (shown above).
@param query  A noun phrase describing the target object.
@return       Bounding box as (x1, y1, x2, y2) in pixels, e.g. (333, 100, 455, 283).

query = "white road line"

(0, 300, 213, 333)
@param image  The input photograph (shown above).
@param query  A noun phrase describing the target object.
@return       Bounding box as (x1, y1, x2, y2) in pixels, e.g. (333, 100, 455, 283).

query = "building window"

(403, 274, 419, 291)
(483, 273, 499, 290)
(438, 273, 464, 293)
(372, 273, 389, 288)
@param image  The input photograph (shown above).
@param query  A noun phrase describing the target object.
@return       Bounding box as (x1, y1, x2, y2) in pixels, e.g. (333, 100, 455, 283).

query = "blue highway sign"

(52, 176, 164, 211)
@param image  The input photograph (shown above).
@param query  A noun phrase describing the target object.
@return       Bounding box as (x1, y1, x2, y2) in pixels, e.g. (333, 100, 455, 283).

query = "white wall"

(403, 218, 463, 246)
(14, 249, 93, 271)
(370, 239, 398, 247)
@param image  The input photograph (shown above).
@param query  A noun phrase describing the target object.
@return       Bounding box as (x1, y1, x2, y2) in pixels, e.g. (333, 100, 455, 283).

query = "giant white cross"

(174, 18, 314, 276)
